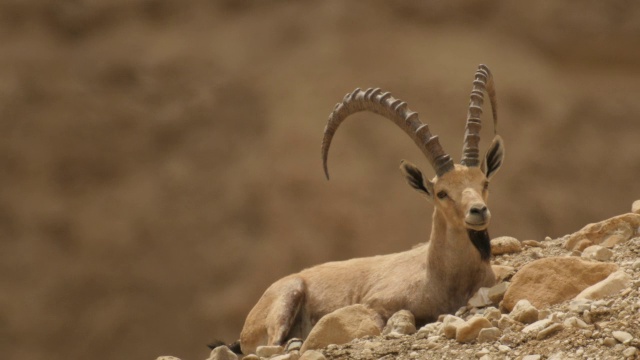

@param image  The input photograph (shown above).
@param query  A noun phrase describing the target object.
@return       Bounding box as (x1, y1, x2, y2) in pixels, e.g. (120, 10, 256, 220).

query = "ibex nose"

(466, 204, 491, 228)
(469, 205, 488, 217)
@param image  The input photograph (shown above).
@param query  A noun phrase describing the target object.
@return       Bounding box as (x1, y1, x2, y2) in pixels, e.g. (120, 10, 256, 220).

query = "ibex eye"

(437, 191, 448, 199)
(483, 182, 489, 191)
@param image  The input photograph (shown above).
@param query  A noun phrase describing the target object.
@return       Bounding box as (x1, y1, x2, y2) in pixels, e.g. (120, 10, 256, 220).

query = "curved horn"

(461, 64, 498, 167)
(321, 88, 454, 179)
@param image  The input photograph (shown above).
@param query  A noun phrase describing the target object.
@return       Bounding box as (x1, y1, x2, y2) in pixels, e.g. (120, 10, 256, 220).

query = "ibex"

(225, 65, 505, 355)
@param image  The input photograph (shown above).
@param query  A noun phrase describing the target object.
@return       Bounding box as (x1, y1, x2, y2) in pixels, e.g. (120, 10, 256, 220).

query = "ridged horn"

(321, 88, 454, 179)
(461, 64, 498, 167)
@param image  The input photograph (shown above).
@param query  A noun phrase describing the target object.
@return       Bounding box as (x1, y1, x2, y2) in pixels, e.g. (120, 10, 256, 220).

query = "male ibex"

(227, 65, 504, 355)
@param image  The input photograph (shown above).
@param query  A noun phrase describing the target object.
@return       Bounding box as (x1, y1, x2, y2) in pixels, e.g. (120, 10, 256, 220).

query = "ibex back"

(225, 65, 505, 355)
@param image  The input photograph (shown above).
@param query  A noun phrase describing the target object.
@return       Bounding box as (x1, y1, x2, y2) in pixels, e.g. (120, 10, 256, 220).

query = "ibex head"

(322, 65, 504, 255)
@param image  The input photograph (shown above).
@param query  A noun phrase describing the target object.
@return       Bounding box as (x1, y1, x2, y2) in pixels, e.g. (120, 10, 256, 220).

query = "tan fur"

(238, 165, 499, 354)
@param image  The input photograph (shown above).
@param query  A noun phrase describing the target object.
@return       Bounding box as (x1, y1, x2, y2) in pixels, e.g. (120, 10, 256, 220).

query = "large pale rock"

(299, 350, 327, 360)
(564, 213, 640, 251)
(536, 323, 564, 340)
(441, 315, 465, 339)
(509, 299, 539, 324)
(482, 307, 502, 322)
(501, 257, 618, 312)
(581, 245, 613, 261)
(468, 287, 492, 308)
(477, 327, 501, 343)
(632, 200, 640, 214)
(382, 310, 416, 336)
(416, 322, 441, 339)
(575, 270, 631, 300)
(488, 282, 509, 305)
(208, 346, 238, 360)
(491, 236, 522, 255)
(522, 319, 552, 334)
(256, 345, 284, 358)
(455, 316, 492, 343)
(300, 304, 383, 353)
(271, 353, 300, 360)
(497, 314, 517, 330)
(491, 265, 515, 282)
(564, 317, 589, 329)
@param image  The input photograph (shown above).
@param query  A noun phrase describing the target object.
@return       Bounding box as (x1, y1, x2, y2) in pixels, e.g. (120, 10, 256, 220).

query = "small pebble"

(523, 355, 541, 360)
(623, 347, 637, 357)
(604, 337, 617, 347)
(613, 330, 634, 345)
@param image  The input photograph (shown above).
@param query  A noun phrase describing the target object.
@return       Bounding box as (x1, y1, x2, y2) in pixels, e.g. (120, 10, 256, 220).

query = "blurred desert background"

(1, 1, 639, 359)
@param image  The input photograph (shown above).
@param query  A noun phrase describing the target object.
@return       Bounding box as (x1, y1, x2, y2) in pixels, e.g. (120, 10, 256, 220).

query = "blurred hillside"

(1, 1, 639, 359)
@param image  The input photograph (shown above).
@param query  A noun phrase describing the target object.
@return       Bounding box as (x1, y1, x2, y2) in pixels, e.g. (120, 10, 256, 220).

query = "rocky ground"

(322, 238, 639, 360)
(320, 212, 640, 360)
(191, 204, 640, 360)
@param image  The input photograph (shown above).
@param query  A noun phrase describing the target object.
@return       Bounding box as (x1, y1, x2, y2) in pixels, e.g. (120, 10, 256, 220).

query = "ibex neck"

(423, 209, 493, 313)
(428, 210, 490, 263)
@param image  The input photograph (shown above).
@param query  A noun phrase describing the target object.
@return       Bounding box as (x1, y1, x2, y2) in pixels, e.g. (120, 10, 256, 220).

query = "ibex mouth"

(465, 206, 491, 230)
(465, 221, 489, 231)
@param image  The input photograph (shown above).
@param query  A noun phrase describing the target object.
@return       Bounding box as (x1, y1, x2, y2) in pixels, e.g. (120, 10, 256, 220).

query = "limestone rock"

(491, 236, 522, 255)
(632, 200, 640, 214)
(523, 320, 551, 336)
(509, 299, 539, 324)
(603, 337, 617, 347)
(522, 355, 541, 360)
(581, 245, 613, 261)
(491, 265, 516, 282)
(537, 309, 551, 320)
(468, 287, 492, 308)
(157, 357, 181, 360)
(482, 307, 502, 321)
(256, 345, 284, 358)
(623, 347, 637, 357)
(497, 314, 517, 330)
(613, 330, 633, 345)
(208, 346, 238, 360)
(563, 316, 589, 329)
(477, 327, 501, 343)
(299, 350, 327, 360)
(382, 310, 416, 336)
(455, 316, 492, 343)
(601, 234, 628, 248)
(522, 240, 542, 247)
(568, 299, 592, 313)
(564, 213, 639, 251)
(488, 282, 509, 305)
(300, 304, 383, 353)
(536, 323, 563, 340)
(575, 270, 631, 300)
(416, 322, 441, 339)
(442, 315, 465, 339)
(271, 353, 300, 360)
(241, 356, 259, 360)
(501, 257, 618, 312)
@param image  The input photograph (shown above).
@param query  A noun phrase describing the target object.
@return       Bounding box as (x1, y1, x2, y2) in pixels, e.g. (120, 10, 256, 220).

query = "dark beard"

(467, 229, 491, 261)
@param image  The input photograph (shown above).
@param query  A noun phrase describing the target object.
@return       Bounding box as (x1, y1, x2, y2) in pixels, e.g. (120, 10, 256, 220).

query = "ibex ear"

(481, 135, 504, 180)
(400, 160, 434, 199)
